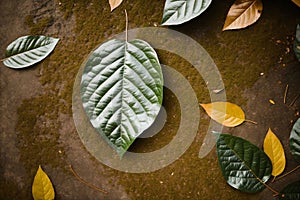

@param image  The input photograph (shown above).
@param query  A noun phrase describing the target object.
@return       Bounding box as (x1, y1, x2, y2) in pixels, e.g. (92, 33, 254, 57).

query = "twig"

(276, 165, 300, 181)
(124, 9, 128, 42)
(284, 84, 288, 104)
(244, 119, 258, 125)
(69, 165, 108, 194)
(289, 94, 299, 107)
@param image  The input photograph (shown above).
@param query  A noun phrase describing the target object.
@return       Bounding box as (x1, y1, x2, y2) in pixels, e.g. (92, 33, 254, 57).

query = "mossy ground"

(3, 0, 300, 199)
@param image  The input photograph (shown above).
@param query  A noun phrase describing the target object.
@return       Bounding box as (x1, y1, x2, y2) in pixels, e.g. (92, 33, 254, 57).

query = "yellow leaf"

(200, 102, 245, 127)
(109, 0, 123, 11)
(32, 165, 55, 200)
(223, 0, 263, 31)
(292, 0, 300, 7)
(263, 128, 286, 177)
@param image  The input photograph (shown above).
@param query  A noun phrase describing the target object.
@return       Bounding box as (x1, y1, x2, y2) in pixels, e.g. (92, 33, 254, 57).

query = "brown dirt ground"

(0, 0, 300, 200)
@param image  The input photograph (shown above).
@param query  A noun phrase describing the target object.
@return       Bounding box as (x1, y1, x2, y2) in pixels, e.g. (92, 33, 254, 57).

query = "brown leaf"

(109, 0, 123, 12)
(292, 0, 300, 7)
(223, 0, 263, 31)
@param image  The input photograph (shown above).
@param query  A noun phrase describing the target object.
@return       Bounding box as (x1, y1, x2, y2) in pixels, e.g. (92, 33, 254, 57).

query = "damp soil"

(0, 0, 300, 199)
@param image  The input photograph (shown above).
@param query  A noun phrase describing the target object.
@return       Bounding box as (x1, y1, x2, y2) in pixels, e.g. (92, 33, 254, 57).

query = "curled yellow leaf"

(200, 102, 245, 127)
(263, 128, 286, 177)
(32, 165, 55, 200)
(223, 0, 263, 31)
(109, 0, 123, 11)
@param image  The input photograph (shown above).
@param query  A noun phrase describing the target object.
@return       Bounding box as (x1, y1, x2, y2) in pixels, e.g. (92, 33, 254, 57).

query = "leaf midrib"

(224, 138, 263, 182)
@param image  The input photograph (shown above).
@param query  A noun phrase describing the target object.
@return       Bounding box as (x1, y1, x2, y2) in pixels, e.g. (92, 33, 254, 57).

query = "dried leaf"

(263, 128, 286, 177)
(292, 0, 300, 7)
(223, 0, 263, 31)
(200, 102, 245, 127)
(109, 0, 123, 11)
(32, 165, 55, 200)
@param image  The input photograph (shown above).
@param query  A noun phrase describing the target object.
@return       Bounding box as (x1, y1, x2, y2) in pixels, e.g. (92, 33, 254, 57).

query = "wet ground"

(0, 0, 300, 199)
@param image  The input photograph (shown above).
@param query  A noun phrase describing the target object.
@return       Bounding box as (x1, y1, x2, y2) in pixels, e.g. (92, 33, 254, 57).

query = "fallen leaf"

(200, 102, 245, 127)
(263, 128, 286, 177)
(290, 118, 300, 163)
(109, 0, 123, 11)
(279, 180, 300, 200)
(223, 0, 263, 31)
(161, 0, 212, 25)
(217, 134, 272, 193)
(294, 25, 300, 62)
(292, 0, 300, 7)
(32, 165, 55, 200)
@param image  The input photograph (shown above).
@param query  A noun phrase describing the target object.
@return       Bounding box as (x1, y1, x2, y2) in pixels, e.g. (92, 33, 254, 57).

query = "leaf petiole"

(276, 165, 300, 181)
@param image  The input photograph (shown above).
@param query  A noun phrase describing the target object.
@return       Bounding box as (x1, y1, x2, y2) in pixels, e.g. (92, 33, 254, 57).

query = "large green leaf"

(3, 35, 59, 69)
(290, 118, 300, 163)
(294, 24, 300, 62)
(279, 180, 300, 200)
(216, 134, 272, 193)
(80, 38, 163, 157)
(161, 0, 212, 25)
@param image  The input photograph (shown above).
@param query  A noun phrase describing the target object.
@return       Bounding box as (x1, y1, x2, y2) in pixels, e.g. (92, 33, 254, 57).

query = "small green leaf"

(294, 24, 300, 62)
(32, 165, 55, 200)
(80, 38, 163, 157)
(3, 35, 59, 69)
(279, 180, 300, 200)
(290, 118, 300, 163)
(217, 134, 272, 193)
(161, 0, 212, 25)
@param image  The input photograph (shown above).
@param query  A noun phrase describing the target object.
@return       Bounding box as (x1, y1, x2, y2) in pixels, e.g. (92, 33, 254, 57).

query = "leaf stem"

(256, 177, 280, 196)
(125, 9, 128, 42)
(276, 165, 300, 181)
(244, 119, 258, 125)
(69, 165, 108, 194)
(284, 84, 288, 104)
(0, 58, 6, 62)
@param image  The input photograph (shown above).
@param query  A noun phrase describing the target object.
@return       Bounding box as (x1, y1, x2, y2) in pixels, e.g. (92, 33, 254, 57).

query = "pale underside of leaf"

(3, 35, 59, 69)
(109, 0, 123, 11)
(161, 0, 212, 25)
(263, 128, 286, 177)
(81, 39, 163, 156)
(32, 165, 55, 200)
(290, 118, 300, 163)
(223, 0, 263, 31)
(217, 134, 272, 193)
(200, 102, 245, 127)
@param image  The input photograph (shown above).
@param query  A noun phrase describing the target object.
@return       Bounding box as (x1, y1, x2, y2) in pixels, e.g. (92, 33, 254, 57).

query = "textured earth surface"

(0, 0, 300, 199)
